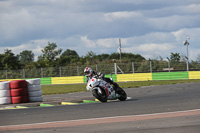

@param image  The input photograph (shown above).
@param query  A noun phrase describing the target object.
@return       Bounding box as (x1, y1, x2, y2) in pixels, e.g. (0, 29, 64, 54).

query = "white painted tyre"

(29, 96, 43, 102)
(28, 90, 42, 97)
(26, 79, 41, 85)
(0, 97, 11, 104)
(28, 85, 41, 92)
(0, 81, 10, 90)
(0, 90, 11, 97)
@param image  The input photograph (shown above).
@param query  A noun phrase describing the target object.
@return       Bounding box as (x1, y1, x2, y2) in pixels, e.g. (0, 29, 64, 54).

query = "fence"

(0, 60, 200, 79)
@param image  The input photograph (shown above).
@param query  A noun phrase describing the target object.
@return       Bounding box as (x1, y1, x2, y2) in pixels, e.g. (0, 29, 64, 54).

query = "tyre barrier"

(10, 88, 28, 97)
(27, 79, 43, 102)
(10, 80, 29, 104)
(26, 79, 41, 85)
(0, 90, 11, 97)
(0, 81, 11, 104)
(10, 80, 27, 89)
(0, 97, 11, 105)
(11, 96, 29, 104)
(0, 79, 43, 105)
(27, 85, 41, 92)
(29, 96, 43, 102)
(0, 81, 10, 90)
(28, 90, 42, 97)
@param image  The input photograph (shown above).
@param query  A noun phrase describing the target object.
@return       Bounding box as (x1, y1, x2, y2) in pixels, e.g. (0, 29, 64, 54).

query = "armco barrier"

(1, 71, 200, 85)
(106, 74, 117, 82)
(117, 73, 152, 82)
(0, 79, 23, 82)
(40, 77, 51, 85)
(83, 74, 117, 83)
(51, 76, 84, 84)
(188, 71, 200, 79)
(152, 72, 189, 80)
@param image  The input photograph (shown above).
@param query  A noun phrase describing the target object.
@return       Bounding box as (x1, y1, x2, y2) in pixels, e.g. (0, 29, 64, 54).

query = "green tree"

(1, 49, 20, 70)
(62, 49, 79, 57)
(108, 52, 145, 62)
(85, 51, 97, 64)
(170, 52, 180, 63)
(36, 55, 45, 67)
(108, 53, 119, 60)
(0, 54, 3, 69)
(60, 49, 79, 65)
(196, 54, 200, 63)
(18, 50, 34, 65)
(41, 42, 62, 67)
(96, 54, 110, 61)
(122, 53, 145, 62)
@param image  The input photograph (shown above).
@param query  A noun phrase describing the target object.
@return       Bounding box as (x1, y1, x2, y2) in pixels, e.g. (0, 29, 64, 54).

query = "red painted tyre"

(11, 96, 28, 104)
(10, 80, 27, 89)
(10, 88, 28, 97)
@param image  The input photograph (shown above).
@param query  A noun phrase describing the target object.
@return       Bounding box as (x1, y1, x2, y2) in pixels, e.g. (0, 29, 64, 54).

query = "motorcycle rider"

(84, 67, 120, 91)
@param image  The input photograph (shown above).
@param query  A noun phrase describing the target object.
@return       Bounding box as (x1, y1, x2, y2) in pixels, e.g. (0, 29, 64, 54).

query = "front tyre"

(117, 88, 127, 101)
(92, 89, 107, 102)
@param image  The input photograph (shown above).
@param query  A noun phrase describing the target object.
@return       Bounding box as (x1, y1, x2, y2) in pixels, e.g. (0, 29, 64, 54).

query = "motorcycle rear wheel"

(92, 89, 107, 102)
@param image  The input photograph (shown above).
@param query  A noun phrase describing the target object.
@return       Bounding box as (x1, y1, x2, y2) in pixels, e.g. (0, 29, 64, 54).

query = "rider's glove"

(97, 72, 104, 79)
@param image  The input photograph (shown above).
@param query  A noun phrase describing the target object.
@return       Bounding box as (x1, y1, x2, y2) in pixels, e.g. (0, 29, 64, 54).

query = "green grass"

(42, 79, 200, 95)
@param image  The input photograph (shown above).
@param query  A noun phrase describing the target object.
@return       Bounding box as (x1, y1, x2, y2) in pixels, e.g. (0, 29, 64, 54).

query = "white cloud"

(122, 43, 176, 59)
(104, 11, 143, 22)
(172, 28, 200, 45)
(80, 36, 96, 48)
(0, 0, 200, 62)
(97, 38, 118, 48)
(0, 38, 52, 60)
(138, 43, 175, 52)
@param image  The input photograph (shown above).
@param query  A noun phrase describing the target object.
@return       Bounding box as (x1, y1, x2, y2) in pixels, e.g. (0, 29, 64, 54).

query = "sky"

(0, 0, 200, 61)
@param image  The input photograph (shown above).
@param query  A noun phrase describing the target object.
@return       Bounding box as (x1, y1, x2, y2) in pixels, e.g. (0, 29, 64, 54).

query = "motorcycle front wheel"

(117, 88, 127, 101)
(92, 88, 107, 102)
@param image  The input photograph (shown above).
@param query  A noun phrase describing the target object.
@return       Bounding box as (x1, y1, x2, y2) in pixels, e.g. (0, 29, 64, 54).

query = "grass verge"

(42, 79, 200, 95)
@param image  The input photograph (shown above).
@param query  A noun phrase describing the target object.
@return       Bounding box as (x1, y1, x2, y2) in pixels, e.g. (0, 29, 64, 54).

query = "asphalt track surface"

(0, 82, 200, 133)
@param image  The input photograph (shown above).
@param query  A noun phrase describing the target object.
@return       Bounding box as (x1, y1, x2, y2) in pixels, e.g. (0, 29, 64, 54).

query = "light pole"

(119, 38, 122, 63)
(167, 57, 170, 72)
(183, 37, 190, 71)
(149, 58, 152, 73)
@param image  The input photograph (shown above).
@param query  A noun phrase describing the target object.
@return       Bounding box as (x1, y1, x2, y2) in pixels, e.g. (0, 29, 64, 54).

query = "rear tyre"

(117, 88, 127, 101)
(92, 88, 107, 103)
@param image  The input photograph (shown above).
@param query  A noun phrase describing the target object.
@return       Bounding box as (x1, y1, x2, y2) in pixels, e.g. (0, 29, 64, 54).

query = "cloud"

(172, 28, 200, 44)
(104, 11, 143, 22)
(0, 0, 200, 61)
(80, 36, 96, 48)
(122, 42, 176, 59)
(97, 38, 118, 48)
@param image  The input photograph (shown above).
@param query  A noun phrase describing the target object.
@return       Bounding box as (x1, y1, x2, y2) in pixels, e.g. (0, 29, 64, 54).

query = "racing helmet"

(84, 67, 93, 77)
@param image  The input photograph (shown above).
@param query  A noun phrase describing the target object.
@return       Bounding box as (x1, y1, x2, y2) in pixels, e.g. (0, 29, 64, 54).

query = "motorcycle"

(86, 76, 127, 102)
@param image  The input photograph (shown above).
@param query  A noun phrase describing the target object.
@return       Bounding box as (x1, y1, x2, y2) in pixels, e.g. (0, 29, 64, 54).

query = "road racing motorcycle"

(86, 76, 127, 102)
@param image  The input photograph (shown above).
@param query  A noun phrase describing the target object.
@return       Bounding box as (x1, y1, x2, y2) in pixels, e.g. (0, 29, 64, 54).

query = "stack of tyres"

(10, 80, 29, 104)
(0, 81, 11, 104)
(26, 79, 43, 102)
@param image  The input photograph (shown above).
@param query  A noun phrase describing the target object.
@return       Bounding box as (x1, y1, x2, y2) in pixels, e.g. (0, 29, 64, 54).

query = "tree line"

(0, 42, 146, 70)
(0, 42, 198, 71)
